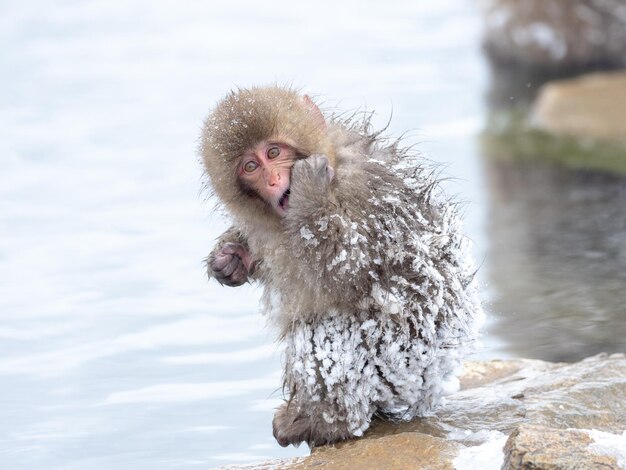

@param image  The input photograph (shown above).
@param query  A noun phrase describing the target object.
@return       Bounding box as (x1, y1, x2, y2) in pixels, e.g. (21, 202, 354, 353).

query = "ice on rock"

(452, 431, 508, 470)
(586, 429, 626, 468)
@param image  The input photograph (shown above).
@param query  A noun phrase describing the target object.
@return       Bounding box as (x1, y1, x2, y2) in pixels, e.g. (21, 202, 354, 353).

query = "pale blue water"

(2, 0, 624, 468)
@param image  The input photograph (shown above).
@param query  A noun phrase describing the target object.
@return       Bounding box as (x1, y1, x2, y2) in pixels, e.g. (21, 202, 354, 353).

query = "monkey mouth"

(278, 188, 291, 211)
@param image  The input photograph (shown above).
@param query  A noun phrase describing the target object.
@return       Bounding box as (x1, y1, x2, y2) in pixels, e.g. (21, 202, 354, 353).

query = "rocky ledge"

(481, 71, 626, 177)
(219, 353, 626, 469)
(532, 71, 626, 142)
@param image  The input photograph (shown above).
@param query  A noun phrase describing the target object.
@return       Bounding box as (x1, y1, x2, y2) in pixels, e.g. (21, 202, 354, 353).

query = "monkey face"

(238, 140, 298, 216)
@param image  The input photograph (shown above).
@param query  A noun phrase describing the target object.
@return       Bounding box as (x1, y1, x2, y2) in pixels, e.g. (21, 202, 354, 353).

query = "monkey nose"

(265, 170, 280, 186)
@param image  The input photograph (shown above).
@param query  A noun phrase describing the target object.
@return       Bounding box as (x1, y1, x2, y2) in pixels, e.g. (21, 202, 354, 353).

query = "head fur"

(200, 86, 334, 224)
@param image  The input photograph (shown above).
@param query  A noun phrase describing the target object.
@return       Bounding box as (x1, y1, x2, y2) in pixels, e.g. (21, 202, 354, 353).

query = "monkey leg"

(275, 313, 382, 448)
(274, 307, 467, 448)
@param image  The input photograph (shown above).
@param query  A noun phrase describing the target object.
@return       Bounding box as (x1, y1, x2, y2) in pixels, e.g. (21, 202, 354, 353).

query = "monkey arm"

(207, 227, 258, 286)
(284, 155, 392, 303)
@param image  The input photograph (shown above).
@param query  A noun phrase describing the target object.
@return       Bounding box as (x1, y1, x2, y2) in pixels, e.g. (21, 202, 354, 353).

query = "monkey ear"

(302, 95, 327, 130)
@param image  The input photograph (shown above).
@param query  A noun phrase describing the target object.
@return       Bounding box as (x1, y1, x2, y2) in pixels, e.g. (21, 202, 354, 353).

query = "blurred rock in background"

(532, 71, 626, 142)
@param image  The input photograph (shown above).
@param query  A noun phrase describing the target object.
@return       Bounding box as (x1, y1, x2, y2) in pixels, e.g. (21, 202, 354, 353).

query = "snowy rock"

(218, 353, 626, 469)
(502, 425, 620, 470)
(532, 71, 626, 142)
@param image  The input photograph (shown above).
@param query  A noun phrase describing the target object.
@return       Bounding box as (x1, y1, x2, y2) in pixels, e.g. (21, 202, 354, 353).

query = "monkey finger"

(229, 264, 249, 285)
(221, 242, 245, 256)
(219, 256, 243, 278)
(218, 264, 248, 287)
(308, 154, 328, 170)
(216, 275, 245, 287)
(308, 154, 333, 185)
(326, 165, 335, 182)
(211, 252, 235, 271)
(223, 242, 254, 272)
(214, 266, 240, 285)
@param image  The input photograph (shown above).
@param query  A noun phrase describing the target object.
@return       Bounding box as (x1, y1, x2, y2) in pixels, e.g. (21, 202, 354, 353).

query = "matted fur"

(200, 86, 484, 448)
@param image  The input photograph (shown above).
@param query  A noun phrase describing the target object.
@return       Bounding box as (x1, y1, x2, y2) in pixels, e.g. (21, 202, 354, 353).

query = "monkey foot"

(272, 402, 352, 448)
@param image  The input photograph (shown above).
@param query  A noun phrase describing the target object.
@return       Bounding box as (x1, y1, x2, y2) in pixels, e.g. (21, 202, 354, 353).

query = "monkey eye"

(267, 146, 280, 159)
(243, 161, 258, 173)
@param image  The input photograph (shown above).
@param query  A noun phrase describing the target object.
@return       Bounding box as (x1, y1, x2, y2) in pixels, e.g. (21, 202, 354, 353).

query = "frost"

(299, 226, 319, 247)
(327, 249, 348, 271)
(452, 431, 508, 470)
(349, 231, 361, 245)
(256, 127, 484, 441)
(370, 284, 402, 315)
(586, 429, 626, 468)
(382, 194, 400, 204)
(300, 226, 314, 240)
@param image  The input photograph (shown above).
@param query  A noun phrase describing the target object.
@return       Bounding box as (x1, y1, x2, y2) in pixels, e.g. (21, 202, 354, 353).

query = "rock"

(288, 433, 459, 470)
(502, 424, 619, 470)
(217, 354, 626, 469)
(481, 0, 626, 69)
(425, 354, 626, 435)
(481, 100, 626, 177)
(458, 359, 524, 389)
(532, 71, 626, 142)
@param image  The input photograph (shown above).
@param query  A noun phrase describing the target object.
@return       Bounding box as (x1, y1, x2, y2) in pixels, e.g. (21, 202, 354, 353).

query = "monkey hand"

(291, 154, 335, 190)
(207, 242, 254, 287)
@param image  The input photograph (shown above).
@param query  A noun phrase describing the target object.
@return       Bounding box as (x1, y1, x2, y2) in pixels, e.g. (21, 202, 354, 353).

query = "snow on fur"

(203, 87, 484, 445)
(266, 117, 483, 441)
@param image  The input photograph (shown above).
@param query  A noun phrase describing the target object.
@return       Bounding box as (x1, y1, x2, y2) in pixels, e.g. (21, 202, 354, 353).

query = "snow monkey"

(200, 86, 484, 447)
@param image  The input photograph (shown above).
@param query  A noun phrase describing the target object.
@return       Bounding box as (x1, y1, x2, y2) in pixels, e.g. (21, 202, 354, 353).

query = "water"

(1, 0, 624, 468)
(485, 159, 626, 362)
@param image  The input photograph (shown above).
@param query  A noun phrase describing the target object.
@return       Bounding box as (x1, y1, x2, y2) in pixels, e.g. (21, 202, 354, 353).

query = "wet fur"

(201, 87, 484, 447)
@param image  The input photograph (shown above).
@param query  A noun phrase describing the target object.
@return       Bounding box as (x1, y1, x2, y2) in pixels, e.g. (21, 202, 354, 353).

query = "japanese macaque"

(481, 0, 626, 69)
(200, 86, 484, 447)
